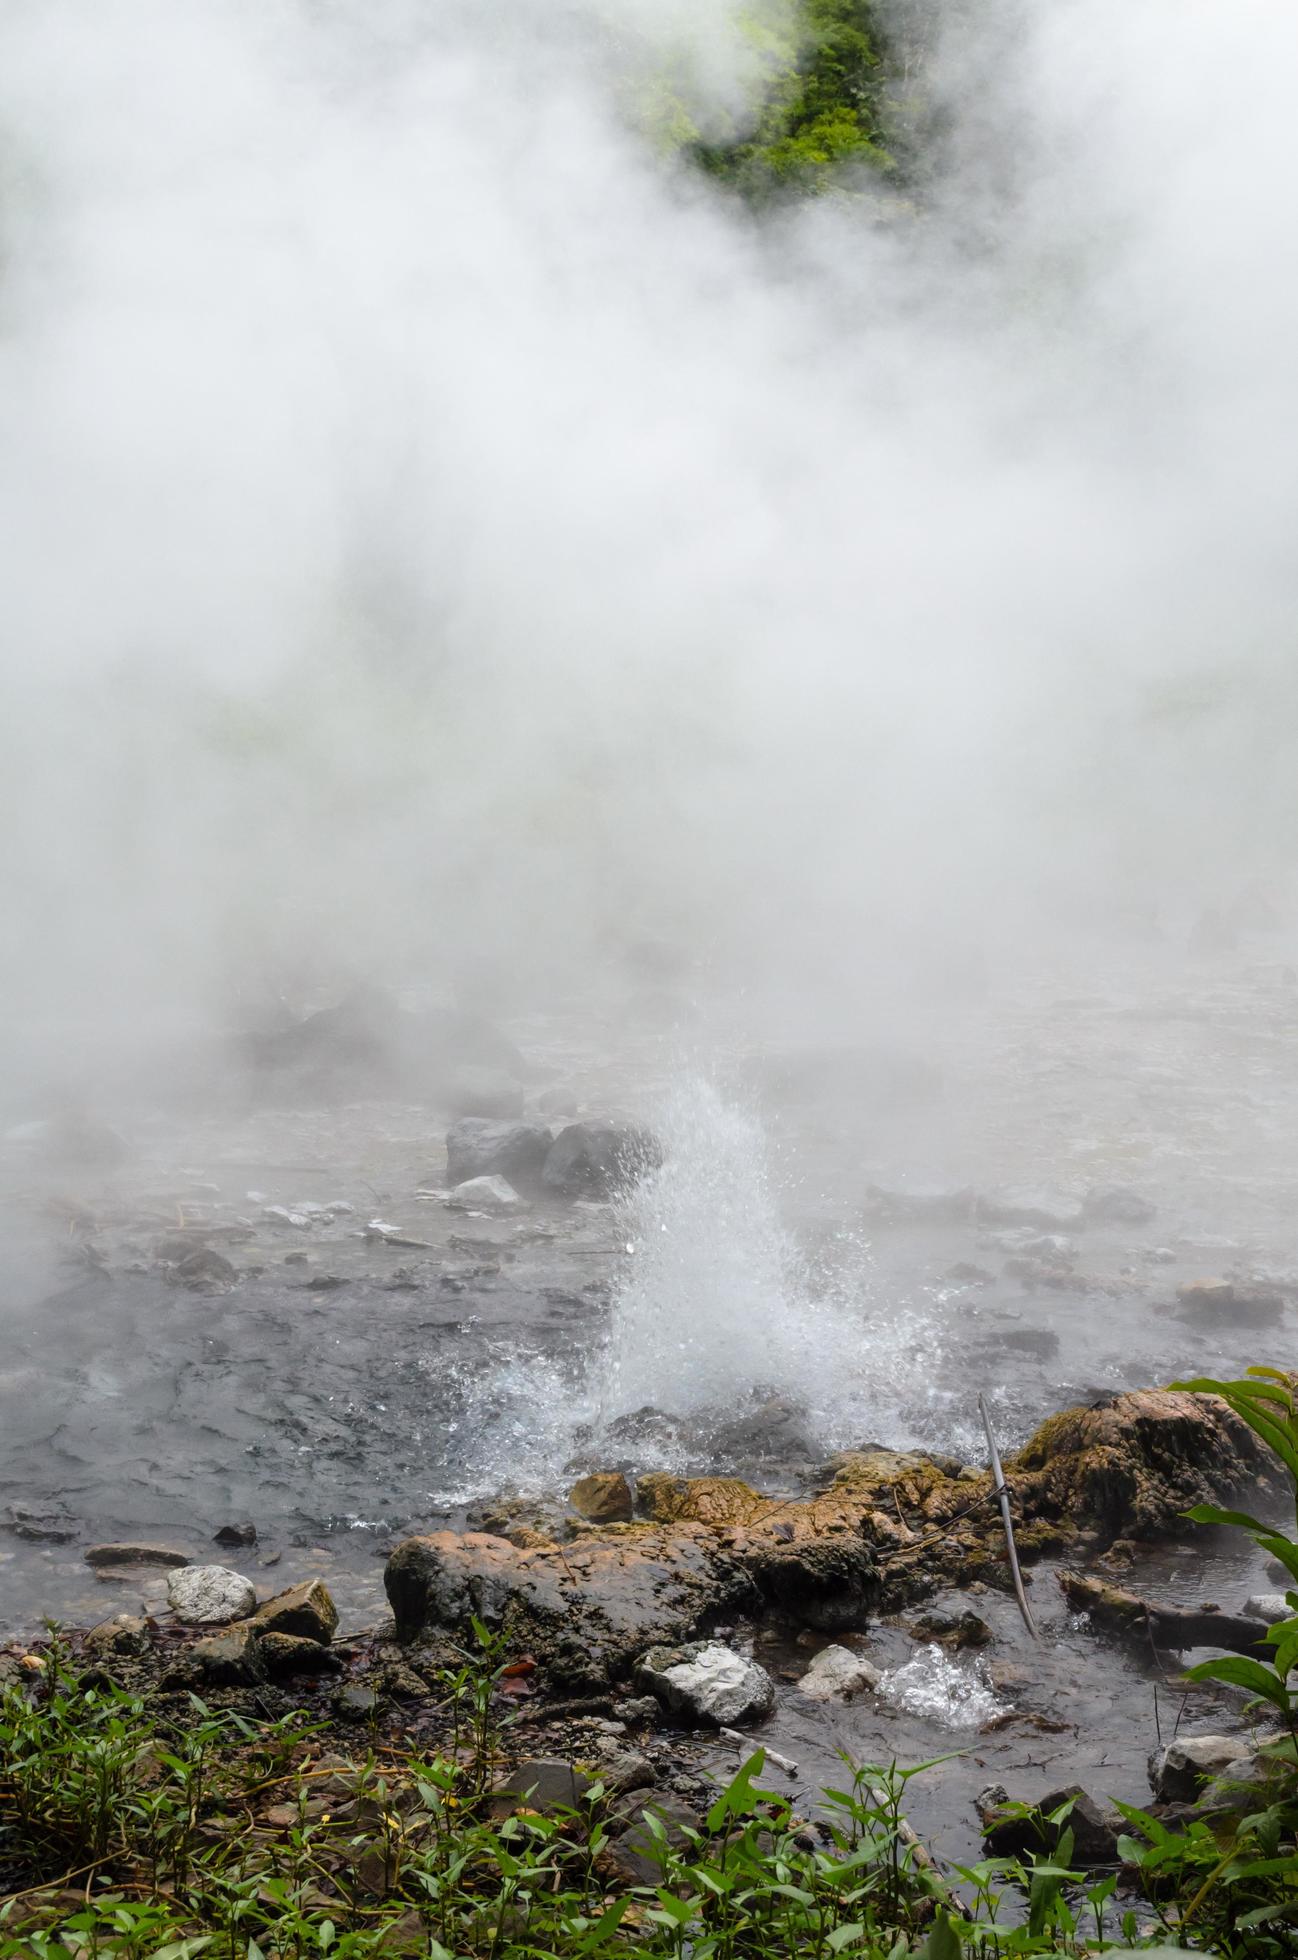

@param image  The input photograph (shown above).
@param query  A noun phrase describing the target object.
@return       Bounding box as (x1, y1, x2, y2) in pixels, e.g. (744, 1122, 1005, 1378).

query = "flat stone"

(85, 1543, 189, 1568)
(167, 1565, 257, 1625)
(796, 1644, 881, 1701)
(569, 1472, 634, 1524)
(252, 1578, 338, 1644)
(448, 1175, 522, 1214)
(637, 1640, 774, 1727)
(335, 1684, 381, 1719)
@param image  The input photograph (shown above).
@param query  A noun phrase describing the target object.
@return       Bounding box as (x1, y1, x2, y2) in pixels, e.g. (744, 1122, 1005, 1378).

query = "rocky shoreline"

(4, 1381, 1282, 1908)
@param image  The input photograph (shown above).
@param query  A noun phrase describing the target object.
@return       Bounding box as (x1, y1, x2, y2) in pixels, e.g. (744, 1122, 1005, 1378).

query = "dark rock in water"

(1175, 1278, 1284, 1327)
(748, 1535, 881, 1632)
(490, 1759, 595, 1818)
(1082, 1185, 1157, 1225)
(707, 1395, 815, 1468)
(542, 1121, 658, 1196)
(908, 1609, 992, 1649)
(84, 1542, 189, 1569)
(978, 1784, 1121, 1864)
(445, 1119, 552, 1188)
(162, 1244, 238, 1290)
(251, 1579, 339, 1644)
(214, 1520, 258, 1548)
(980, 1328, 1060, 1360)
(569, 1472, 634, 1524)
(604, 1406, 686, 1452)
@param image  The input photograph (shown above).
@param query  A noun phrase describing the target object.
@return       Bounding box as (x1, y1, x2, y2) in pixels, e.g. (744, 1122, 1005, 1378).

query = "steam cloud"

(2, 0, 1297, 1095)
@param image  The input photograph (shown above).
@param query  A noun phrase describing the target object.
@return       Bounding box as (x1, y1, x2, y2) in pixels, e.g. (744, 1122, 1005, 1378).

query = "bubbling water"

(597, 1076, 937, 1451)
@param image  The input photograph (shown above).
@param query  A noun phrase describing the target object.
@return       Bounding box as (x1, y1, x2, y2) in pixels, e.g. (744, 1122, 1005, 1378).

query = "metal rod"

(979, 1393, 1039, 1640)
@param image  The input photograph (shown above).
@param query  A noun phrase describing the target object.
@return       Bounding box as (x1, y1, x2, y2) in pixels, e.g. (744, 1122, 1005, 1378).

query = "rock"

(258, 1632, 343, 1677)
(214, 1521, 258, 1548)
(541, 1121, 658, 1197)
(445, 1119, 552, 1188)
(598, 1795, 700, 1885)
(1175, 1279, 1284, 1327)
(448, 1174, 522, 1214)
(84, 1543, 189, 1569)
(166, 1565, 257, 1626)
(252, 1579, 338, 1644)
(1243, 1593, 1292, 1624)
(600, 1750, 657, 1794)
(385, 1529, 756, 1687)
(490, 1759, 595, 1817)
(569, 1472, 634, 1524)
(1012, 1388, 1278, 1539)
(1082, 1185, 1157, 1225)
(162, 1245, 238, 1289)
(636, 1640, 774, 1727)
(83, 1614, 151, 1657)
(977, 1188, 1085, 1232)
(447, 1069, 525, 1120)
(796, 1644, 881, 1702)
(908, 1609, 992, 1649)
(535, 1083, 579, 1117)
(178, 1624, 266, 1686)
(862, 1185, 977, 1225)
(617, 1695, 660, 1724)
(709, 1395, 815, 1468)
(335, 1684, 381, 1719)
(978, 1784, 1121, 1864)
(1149, 1735, 1257, 1805)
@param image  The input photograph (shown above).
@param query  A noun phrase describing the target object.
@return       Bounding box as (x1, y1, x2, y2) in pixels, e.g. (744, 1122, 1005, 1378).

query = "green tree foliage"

(689, 0, 896, 197)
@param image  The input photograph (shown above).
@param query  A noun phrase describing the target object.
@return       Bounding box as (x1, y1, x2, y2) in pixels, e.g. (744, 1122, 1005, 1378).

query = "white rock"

(797, 1644, 882, 1702)
(1244, 1592, 1293, 1623)
(167, 1565, 257, 1625)
(449, 1175, 522, 1214)
(638, 1641, 774, 1726)
(1149, 1734, 1256, 1804)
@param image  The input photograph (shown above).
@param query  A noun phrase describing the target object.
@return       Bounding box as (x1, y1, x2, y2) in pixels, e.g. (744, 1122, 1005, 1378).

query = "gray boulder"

(636, 1640, 774, 1727)
(446, 1119, 551, 1188)
(1243, 1592, 1293, 1624)
(542, 1121, 657, 1197)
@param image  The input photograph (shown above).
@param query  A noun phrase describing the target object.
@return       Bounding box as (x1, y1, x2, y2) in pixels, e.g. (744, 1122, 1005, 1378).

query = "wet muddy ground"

(2, 941, 1295, 1864)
